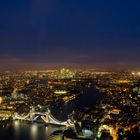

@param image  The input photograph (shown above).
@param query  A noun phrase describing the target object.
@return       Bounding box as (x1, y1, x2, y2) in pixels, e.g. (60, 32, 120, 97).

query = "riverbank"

(0, 87, 106, 140)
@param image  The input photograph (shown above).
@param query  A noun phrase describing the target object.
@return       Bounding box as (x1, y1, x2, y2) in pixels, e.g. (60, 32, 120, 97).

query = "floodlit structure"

(13, 108, 74, 127)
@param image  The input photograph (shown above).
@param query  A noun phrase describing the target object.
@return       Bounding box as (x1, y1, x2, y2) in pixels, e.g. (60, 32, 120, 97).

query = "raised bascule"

(13, 108, 75, 127)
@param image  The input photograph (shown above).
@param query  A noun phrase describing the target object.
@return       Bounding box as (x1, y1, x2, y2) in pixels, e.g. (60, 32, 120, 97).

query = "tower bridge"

(13, 108, 95, 139)
(13, 108, 75, 127)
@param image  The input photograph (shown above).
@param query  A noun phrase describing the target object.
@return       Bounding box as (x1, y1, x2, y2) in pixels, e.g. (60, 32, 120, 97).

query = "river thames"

(0, 88, 106, 140)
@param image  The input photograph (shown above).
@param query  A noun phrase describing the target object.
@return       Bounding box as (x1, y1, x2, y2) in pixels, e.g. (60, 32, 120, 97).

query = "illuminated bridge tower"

(45, 111, 49, 123)
(30, 108, 35, 121)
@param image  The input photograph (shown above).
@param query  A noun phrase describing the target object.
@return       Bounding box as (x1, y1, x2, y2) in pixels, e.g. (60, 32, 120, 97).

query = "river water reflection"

(0, 88, 106, 140)
(0, 121, 64, 140)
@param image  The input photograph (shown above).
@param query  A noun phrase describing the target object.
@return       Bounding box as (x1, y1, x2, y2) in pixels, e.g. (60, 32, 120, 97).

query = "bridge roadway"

(13, 109, 75, 127)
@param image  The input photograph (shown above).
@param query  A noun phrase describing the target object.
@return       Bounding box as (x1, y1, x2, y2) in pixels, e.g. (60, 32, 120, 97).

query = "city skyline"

(0, 0, 140, 70)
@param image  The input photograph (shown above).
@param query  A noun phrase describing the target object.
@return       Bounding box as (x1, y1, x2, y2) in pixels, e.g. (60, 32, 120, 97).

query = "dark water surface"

(0, 88, 105, 140)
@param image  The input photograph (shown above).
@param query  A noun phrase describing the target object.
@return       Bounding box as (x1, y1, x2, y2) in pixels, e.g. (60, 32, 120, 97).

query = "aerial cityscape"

(0, 69, 139, 139)
(0, 0, 140, 140)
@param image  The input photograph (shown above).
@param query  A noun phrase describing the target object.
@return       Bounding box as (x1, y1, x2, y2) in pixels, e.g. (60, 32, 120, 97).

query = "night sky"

(0, 0, 140, 70)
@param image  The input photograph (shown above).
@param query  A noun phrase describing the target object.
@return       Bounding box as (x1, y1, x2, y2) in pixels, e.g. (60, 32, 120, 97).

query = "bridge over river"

(13, 108, 75, 127)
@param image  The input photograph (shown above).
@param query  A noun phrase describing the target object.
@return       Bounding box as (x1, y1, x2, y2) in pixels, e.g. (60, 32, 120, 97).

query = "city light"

(0, 97, 2, 104)
(0, 70, 139, 140)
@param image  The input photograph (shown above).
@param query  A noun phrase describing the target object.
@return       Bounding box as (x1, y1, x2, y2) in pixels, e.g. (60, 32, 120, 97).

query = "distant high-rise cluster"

(58, 68, 75, 79)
